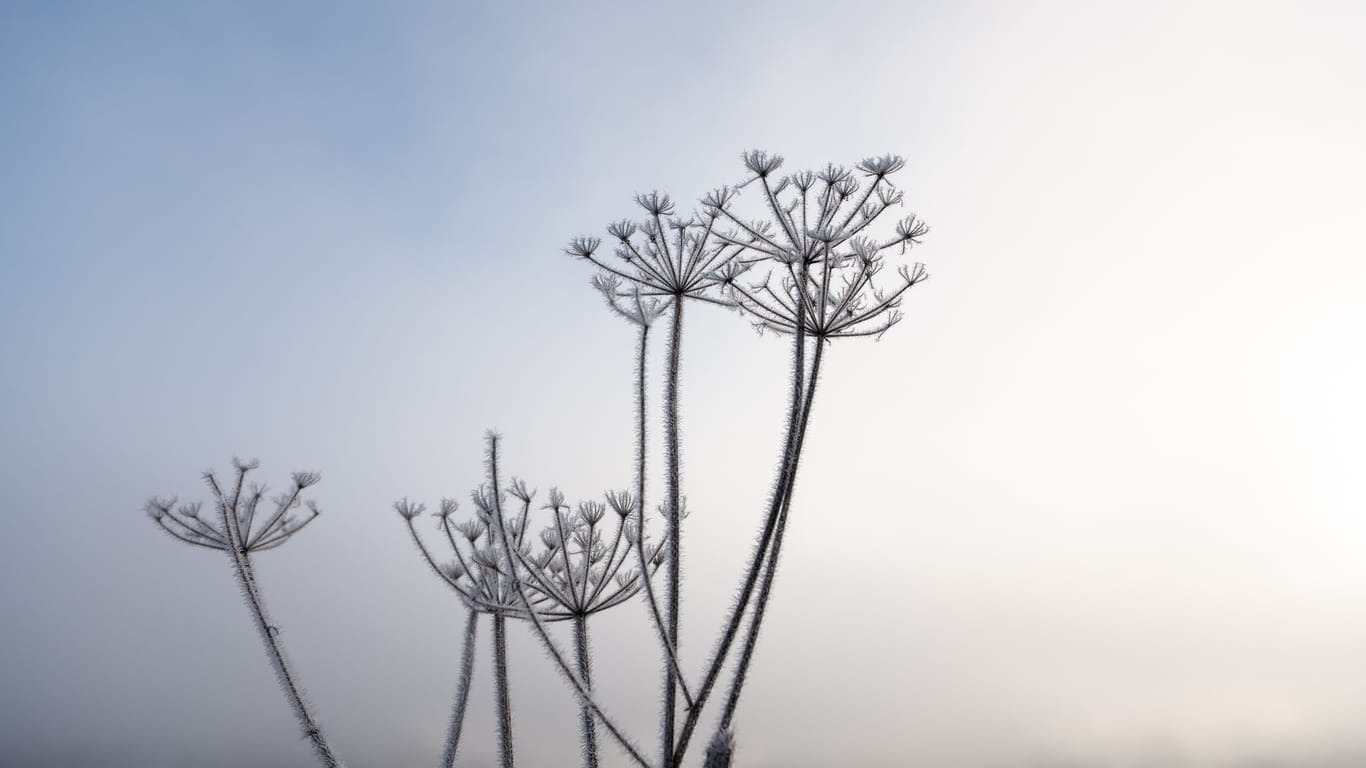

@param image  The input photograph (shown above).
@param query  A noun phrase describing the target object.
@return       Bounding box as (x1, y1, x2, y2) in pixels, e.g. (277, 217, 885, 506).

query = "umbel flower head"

(147, 459, 324, 553)
(397, 479, 659, 620)
(590, 274, 667, 328)
(706, 150, 931, 340)
(513, 487, 664, 619)
(565, 189, 736, 306)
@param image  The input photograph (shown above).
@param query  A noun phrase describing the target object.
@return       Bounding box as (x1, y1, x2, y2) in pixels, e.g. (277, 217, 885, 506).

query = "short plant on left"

(146, 458, 344, 768)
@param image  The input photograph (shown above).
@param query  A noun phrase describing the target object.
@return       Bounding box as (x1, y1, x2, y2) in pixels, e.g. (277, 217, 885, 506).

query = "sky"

(2, 1, 1366, 766)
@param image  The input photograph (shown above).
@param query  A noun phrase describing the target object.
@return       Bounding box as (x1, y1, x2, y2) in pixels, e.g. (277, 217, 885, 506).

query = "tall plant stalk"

(721, 340, 826, 730)
(660, 296, 684, 768)
(440, 608, 480, 768)
(146, 462, 342, 768)
(672, 312, 808, 764)
(492, 613, 514, 768)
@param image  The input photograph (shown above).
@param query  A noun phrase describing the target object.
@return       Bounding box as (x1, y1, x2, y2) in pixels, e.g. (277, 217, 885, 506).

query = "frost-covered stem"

(720, 341, 826, 729)
(482, 434, 655, 768)
(632, 323, 693, 704)
(673, 317, 808, 766)
(574, 615, 599, 768)
(492, 613, 514, 768)
(661, 297, 684, 768)
(224, 543, 340, 767)
(440, 608, 480, 768)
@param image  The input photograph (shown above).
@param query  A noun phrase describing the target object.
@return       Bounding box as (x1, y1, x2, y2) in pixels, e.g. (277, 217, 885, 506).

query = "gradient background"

(3, 1, 1365, 766)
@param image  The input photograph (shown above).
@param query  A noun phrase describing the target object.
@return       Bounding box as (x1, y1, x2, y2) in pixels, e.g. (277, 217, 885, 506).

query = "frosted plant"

(146, 459, 342, 768)
(145, 150, 931, 768)
(397, 491, 542, 768)
(682, 151, 929, 755)
(564, 151, 931, 765)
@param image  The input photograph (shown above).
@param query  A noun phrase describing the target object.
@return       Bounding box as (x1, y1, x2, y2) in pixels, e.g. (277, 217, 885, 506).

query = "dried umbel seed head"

(507, 477, 535, 503)
(543, 487, 566, 511)
(742, 149, 783, 178)
(858, 154, 906, 177)
(438, 498, 459, 519)
(540, 528, 562, 550)
(151, 463, 326, 555)
(579, 501, 607, 526)
(701, 186, 736, 213)
(605, 490, 637, 518)
(565, 236, 601, 259)
(709, 150, 931, 340)
(456, 519, 486, 542)
(634, 190, 674, 216)
(145, 496, 175, 519)
(395, 498, 426, 520)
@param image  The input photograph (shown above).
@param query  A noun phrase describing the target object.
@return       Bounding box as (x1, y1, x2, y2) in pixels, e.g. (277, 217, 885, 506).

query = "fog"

(2, 1, 1364, 765)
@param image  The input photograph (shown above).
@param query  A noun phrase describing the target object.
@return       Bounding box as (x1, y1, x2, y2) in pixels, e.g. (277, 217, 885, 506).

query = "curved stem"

(226, 547, 341, 767)
(720, 341, 826, 729)
(673, 318, 808, 766)
(440, 608, 480, 768)
(574, 615, 600, 768)
(493, 613, 514, 768)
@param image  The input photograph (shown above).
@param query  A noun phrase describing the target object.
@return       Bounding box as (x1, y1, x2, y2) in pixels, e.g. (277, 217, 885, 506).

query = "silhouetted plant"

(563, 150, 930, 766)
(146, 460, 342, 768)
(149, 149, 930, 768)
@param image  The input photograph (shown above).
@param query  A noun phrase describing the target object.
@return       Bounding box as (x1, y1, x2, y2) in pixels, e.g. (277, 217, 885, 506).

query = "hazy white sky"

(3, 2, 1365, 766)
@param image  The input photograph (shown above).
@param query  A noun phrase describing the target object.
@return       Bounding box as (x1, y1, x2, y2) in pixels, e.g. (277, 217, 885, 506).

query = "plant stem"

(672, 318, 808, 766)
(493, 613, 514, 768)
(225, 547, 341, 767)
(441, 608, 480, 768)
(215, 483, 341, 765)
(573, 615, 599, 768)
(720, 340, 826, 729)
(482, 434, 654, 768)
(661, 297, 685, 768)
(632, 324, 693, 704)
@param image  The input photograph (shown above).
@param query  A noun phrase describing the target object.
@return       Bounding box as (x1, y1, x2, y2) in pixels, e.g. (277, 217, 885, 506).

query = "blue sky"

(3, 2, 1366, 766)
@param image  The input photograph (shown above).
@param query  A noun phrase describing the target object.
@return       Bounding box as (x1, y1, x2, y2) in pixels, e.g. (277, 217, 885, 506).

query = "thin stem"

(224, 538, 341, 766)
(493, 613, 514, 768)
(574, 615, 600, 768)
(720, 340, 826, 729)
(672, 317, 808, 766)
(441, 609, 480, 768)
(661, 297, 685, 768)
(631, 324, 696, 707)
